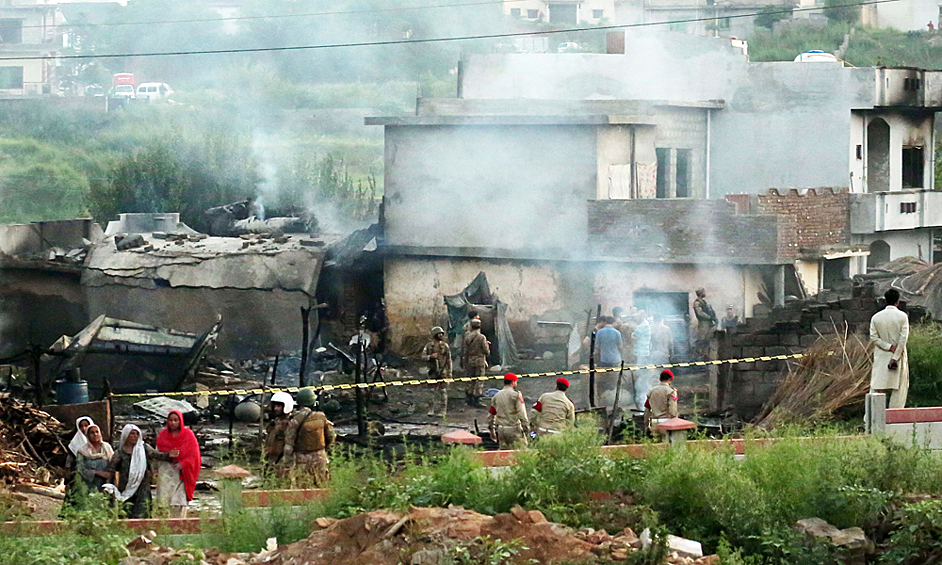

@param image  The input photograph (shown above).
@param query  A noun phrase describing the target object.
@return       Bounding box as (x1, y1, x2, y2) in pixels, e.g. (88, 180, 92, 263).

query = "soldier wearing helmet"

(264, 391, 294, 464)
(421, 326, 452, 417)
(283, 387, 335, 486)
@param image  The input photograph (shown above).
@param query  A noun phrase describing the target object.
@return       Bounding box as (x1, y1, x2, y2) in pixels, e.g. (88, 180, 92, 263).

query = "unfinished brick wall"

(718, 283, 882, 420)
(726, 188, 851, 253)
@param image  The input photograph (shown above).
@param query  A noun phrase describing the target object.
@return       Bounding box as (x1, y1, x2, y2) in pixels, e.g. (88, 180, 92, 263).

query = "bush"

(904, 323, 942, 407)
(879, 499, 942, 564)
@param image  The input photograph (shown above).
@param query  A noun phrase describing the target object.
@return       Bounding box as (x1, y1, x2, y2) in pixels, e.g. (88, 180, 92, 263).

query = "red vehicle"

(112, 73, 135, 98)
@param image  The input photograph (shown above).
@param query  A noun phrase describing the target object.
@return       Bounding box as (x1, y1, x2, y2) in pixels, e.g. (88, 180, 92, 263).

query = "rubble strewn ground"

(0, 395, 68, 485)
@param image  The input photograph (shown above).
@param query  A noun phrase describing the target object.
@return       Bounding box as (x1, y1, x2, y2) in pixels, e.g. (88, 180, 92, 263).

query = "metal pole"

(270, 353, 280, 387)
(355, 328, 367, 438)
(608, 361, 625, 443)
(32, 347, 42, 408)
(299, 306, 310, 387)
(589, 329, 597, 408)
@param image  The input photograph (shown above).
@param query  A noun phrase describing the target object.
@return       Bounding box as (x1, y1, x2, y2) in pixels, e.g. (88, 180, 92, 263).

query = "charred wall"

(84, 285, 307, 359)
(0, 266, 87, 357)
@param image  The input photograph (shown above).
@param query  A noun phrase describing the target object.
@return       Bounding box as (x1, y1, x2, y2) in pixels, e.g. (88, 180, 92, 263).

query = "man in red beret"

(531, 377, 576, 436)
(645, 370, 679, 438)
(487, 373, 530, 449)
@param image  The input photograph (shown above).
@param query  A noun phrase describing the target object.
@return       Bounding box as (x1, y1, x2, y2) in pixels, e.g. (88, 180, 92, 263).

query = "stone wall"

(718, 283, 889, 420)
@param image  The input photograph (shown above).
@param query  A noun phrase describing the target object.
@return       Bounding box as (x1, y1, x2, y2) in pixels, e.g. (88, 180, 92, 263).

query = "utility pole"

(354, 317, 368, 438)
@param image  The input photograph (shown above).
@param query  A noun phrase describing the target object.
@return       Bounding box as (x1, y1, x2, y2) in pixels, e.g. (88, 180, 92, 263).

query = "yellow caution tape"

(109, 351, 831, 400)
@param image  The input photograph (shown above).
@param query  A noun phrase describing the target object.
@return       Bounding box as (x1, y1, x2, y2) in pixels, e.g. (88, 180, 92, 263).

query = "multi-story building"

(367, 31, 942, 353)
(0, 0, 62, 96)
(504, 0, 615, 24)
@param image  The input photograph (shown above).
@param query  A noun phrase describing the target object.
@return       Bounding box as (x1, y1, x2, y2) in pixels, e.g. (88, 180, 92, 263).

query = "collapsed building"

(367, 30, 942, 359)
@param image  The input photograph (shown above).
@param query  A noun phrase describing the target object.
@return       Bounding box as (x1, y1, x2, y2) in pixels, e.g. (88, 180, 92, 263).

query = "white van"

(136, 82, 173, 101)
(113, 84, 135, 98)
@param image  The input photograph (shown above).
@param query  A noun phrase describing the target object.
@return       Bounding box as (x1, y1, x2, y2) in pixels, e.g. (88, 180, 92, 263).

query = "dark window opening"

(0, 19, 23, 44)
(900, 202, 917, 214)
(856, 144, 862, 160)
(656, 148, 670, 198)
(675, 149, 691, 197)
(0, 66, 23, 90)
(510, 8, 521, 16)
(823, 258, 850, 290)
(633, 291, 690, 359)
(593, 9, 604, 18)
(527, 9, 539, 18)
(868, 240, 891, 270)
(902, 146, 924, 188)
(548, 3, 578, 24)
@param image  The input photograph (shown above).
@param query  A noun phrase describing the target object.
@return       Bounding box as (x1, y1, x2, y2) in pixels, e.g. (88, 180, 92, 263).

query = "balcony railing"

(850, 190, 942, 234)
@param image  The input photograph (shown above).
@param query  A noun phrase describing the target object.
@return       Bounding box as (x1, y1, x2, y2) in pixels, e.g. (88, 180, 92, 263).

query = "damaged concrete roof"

(83, 234, 326, 295)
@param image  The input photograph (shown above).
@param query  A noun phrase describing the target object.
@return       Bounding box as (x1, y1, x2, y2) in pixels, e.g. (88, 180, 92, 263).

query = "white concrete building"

(504, 0, 616, 24)
(0, 0, 62, 96)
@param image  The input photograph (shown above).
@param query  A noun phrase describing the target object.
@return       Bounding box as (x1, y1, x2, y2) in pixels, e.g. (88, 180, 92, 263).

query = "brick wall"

(726, 188, 851, 253)
(588, 199, 786, 263)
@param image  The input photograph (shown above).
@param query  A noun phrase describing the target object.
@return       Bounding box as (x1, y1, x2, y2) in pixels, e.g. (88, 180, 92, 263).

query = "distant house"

(504, 0, 615, 24)
(0, 1, 62, 97)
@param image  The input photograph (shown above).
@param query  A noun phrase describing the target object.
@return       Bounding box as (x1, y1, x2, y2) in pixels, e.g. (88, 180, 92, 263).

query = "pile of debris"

(0, 396, 68, 484)
(754, 328, 872, 429)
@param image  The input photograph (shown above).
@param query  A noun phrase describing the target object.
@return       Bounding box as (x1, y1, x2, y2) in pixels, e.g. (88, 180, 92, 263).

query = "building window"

(0, 66, 23, 90)
(669, 22, 687, 32)
(902, 146, 924, 188)
(676, 149, 691, 197)
(593, 9, 604, 18)
(510, 8, 521, 16)
(656, 148, 670, 198)
(900, 202, 917, 214)
(718, 17, 732, 29)
(856, 144, 862, 160)
(527, 9, 539, 18)
(0, 19, 23, 44)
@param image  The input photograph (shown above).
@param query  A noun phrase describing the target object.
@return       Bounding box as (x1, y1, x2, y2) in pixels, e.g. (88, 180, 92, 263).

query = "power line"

(0, 0, 900, 61)
(19, 0, 527, 31)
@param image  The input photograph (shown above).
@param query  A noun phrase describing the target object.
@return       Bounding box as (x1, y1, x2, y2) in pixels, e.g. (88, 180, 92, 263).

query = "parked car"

(113, 84, 135, 98)
(136, 82, 174, 101)
(557, 41, 585, 53)
(84, 84, 104, 97)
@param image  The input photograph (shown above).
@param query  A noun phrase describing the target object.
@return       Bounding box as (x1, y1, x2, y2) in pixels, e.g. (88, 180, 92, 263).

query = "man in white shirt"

(869, 288, 910, 408)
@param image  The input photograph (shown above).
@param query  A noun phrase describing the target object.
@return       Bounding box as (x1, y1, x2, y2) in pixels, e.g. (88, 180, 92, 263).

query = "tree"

(754, 5, 794, 30)
(824, 0, 860, 25)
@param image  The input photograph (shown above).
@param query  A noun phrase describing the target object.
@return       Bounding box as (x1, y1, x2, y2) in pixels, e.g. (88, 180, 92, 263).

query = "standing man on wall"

(463, 318, 490, 407)
(869, 288, 910, 408)
(693, 289, 717, 360)
(422, 326, 452, 417)
(488, 373, 530, 449)
(531, 377, 576, 436)
(283, 388, 335, 486)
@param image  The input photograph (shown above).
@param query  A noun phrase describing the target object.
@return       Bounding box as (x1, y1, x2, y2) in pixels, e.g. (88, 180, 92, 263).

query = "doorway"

(867, 119, 890, 193)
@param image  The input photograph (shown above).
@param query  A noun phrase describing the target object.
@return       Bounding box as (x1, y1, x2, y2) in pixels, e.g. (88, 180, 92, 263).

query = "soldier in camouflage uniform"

(283, 388, 335, 486)
(463, 318, 490, 407)
(421, 326, 452, 417)
(264, 391, 294, 465)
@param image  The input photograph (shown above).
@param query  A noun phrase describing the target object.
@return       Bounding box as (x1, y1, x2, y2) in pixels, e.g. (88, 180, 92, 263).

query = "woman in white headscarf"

(61, 416, 96, 514)
(104, 424, 175, 519)
(75, 424, 114, 492)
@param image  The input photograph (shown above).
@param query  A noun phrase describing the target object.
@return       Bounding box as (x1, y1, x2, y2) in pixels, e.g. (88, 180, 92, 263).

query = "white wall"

(858, 228, 934, 263)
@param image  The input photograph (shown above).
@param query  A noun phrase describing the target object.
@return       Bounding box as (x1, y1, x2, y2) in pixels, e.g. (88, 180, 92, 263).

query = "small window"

(900, 202, 917, 214)
(0, 19, 23, 44)
(0, 66, 23, 90)
(593, 9, 604, 18)
(902, 146, 924, 188)
(676, 149, 691, 197)
(718, 17, 732, 29)
(856, 144, 862, 160)
(527, 9, 539, 18)
(510, 8, 521, 16)
(656, 148, 670, 198)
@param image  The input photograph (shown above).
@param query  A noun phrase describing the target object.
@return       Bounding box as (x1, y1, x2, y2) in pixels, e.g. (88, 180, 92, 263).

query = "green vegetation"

(904, 323, 942, 407)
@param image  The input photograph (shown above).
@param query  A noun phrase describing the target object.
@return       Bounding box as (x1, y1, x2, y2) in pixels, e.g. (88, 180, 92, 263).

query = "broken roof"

(83, 233, 326, 295)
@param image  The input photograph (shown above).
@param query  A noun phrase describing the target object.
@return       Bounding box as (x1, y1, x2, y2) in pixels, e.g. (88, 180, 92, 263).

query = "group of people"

(420, 311, 491, 416)
(263, 387, 336, 485)
(65, 411, 201, 519)
(594, 311, 675, 369)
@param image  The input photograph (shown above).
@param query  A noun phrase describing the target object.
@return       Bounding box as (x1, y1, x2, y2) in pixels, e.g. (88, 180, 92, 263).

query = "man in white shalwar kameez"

(869, 288, 910, 409)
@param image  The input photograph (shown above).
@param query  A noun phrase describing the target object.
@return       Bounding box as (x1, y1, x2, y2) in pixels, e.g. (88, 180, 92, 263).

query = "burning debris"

(0, 395, 68, 485)
(204, 199, 315, 237)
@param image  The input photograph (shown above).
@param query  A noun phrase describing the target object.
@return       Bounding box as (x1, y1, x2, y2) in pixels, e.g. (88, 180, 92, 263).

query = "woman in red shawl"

(155, 410, 201, 517)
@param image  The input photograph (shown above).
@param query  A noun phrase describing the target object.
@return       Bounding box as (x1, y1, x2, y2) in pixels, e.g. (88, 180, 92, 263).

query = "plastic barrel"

(56, 381, 89, 405)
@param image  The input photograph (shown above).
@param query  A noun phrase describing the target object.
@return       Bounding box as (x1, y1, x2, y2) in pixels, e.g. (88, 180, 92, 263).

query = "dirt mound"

(268, 505, 595, 565)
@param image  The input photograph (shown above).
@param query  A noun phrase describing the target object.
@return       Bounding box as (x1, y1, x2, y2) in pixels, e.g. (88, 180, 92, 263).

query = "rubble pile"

(266, 505, 718, 565)
(0, 396, 68, 484)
